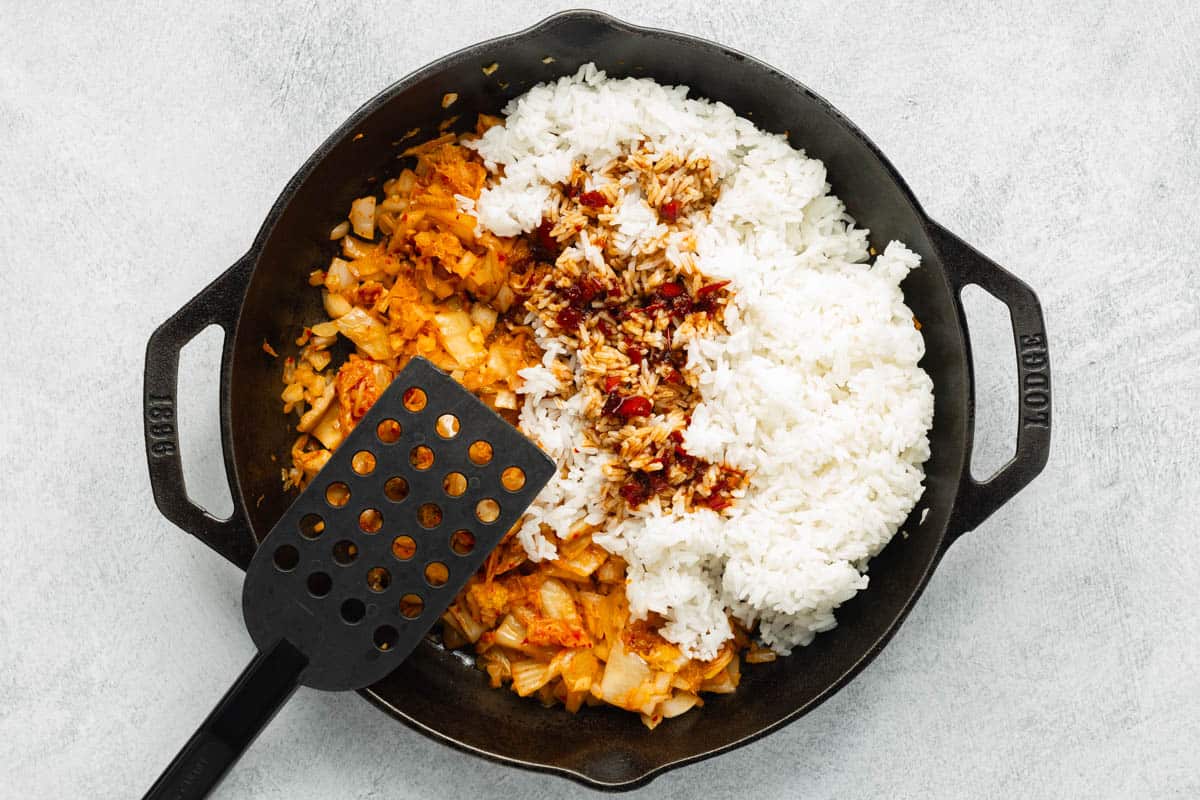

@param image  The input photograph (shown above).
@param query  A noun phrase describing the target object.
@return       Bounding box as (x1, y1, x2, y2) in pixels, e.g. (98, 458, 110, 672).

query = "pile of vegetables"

(444, 531, 744, 729)
(280, 121, 538, 489)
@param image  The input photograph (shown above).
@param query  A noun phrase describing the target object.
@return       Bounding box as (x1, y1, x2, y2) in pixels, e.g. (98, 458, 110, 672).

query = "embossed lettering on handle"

(1018, 333, 1050, 429)
(147, 393, 178, 457)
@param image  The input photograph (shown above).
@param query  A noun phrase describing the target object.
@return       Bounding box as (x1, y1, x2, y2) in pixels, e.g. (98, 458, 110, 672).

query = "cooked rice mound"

(469, 65, 934, 658)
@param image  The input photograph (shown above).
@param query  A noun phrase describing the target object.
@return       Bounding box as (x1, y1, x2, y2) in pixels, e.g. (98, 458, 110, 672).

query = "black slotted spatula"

(144, 357, 554, 800)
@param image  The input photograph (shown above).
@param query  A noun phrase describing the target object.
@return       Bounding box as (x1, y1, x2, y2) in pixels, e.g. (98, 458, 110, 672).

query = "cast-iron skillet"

(143, 10, 1052, 790)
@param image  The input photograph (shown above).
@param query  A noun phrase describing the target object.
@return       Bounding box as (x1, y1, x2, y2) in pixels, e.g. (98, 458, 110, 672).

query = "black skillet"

(143, 10, 1052, 790)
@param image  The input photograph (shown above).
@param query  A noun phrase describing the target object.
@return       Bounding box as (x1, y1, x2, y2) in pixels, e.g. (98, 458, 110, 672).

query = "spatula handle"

(143, 639, 308, 800)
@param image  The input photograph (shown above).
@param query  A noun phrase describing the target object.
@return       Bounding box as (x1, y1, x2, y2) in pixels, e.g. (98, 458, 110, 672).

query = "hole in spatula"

(391, 535, 416, 561)
(501, 466, 526, 492)
(332, 539, 358, 565)
(475, 498, 500, 524)
(442, 472, 467, 497)
(340, 598, 366, 624)
(351, 450, 376, 475)
(358, 508, 383, 534)
(384, 477, 409, 502)
(374, 625, 399, 651)
(376, 419, 402, 444)
(410, 445, 434, 470)
(468, 440, 493, 466)
(326, 482, 350, 508)
(417, 503, 443, 529)
(366, 567, 391, 592)
(402, 387, 427, 412)
(450, 529, 475, 555)
(424, 561, 449, 587)
(399, 593, 424, 619)
(435, 414, 460, 438)
(272, 545, 299, 572)
(307, 572, 332, 598)
(299, 514, 325, 540)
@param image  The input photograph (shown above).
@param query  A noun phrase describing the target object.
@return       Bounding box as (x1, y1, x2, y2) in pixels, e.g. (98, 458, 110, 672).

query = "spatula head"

(242, 357, 554, 691)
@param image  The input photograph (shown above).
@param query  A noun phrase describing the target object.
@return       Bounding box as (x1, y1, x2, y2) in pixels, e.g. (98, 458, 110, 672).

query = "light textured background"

(2, 1, 1197, 798)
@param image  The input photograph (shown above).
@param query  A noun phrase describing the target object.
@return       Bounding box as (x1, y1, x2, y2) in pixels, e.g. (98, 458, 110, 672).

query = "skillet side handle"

(930, 223, 1052, 538)
(144, 253, 256, 569)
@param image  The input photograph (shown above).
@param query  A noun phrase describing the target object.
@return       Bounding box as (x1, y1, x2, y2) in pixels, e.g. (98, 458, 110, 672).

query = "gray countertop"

(3, 1, 1198, 798)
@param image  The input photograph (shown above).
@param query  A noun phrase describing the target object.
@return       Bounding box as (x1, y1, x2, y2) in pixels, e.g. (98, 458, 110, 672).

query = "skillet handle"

(144, 253, 256, 569)
(930, 222, 1052, 537)
(143, 639, 307, 800)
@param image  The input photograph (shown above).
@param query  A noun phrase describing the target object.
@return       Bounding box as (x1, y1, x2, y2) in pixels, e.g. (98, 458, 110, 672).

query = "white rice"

(470, 65, 935, 659)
